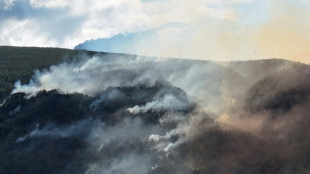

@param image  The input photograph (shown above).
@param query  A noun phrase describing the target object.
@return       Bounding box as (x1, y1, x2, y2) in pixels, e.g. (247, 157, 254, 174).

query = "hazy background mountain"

(74, 31, 157, 55)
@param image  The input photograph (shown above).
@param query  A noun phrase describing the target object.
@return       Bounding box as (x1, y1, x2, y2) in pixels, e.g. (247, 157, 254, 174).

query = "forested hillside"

(1, 46, 310, 174)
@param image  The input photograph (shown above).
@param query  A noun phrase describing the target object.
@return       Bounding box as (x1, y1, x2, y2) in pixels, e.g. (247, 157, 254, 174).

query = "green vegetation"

(0, 46, 97, 102)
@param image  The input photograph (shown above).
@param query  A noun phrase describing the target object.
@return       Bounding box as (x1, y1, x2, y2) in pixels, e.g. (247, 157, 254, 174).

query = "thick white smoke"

(11, 53, 250, 115)
(127, 94, 189, 114)
(12, 55, 158, 97)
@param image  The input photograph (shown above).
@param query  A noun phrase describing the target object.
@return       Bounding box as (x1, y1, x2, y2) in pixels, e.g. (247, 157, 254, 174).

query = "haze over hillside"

(1, 46, 310, 174)
(1, 0, 310, 173)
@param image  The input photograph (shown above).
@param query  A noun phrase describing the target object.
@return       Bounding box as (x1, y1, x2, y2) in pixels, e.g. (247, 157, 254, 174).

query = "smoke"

(12, 55, 153, 96)
(96, 0, 310, 64)
(11, 53, 242, 115)
(6, 53, 223, 173)
(15, 119, 94, 142)
(127, 94, 190, 114)
(85, 153, 153, 174)
(83, 117, 163, 174)
(3, 51, 310, 174)
(252, 0, 310, 64)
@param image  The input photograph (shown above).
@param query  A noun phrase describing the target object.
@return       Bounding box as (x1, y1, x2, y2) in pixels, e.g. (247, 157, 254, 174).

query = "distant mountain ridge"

(74, 30, 157, 54)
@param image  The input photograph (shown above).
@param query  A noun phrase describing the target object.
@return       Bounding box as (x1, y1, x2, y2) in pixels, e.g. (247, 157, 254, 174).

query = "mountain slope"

(0, 46, 135, 102)
(1, 46, 310, 174)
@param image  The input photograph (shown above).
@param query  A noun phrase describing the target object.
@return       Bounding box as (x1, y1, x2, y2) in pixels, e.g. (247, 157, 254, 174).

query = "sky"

(0, 0, 310, 63)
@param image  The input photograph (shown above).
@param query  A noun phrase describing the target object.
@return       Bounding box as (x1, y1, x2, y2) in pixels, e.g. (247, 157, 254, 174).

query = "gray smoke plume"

(11, 54, 248, 115)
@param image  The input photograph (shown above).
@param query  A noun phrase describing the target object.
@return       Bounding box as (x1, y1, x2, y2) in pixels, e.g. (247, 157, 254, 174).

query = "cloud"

(0, 0, 16, 10)
(29, 0, 68, 8)
(0, 0, 245, 48)
(0, 18, 57, 46)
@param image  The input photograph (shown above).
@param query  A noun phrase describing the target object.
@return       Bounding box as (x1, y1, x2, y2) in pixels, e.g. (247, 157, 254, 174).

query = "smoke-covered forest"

(1, 46, 310, 174)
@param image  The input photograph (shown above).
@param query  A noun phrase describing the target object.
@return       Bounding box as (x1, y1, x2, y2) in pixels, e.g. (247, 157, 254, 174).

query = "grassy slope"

(0, 46, 99, 102)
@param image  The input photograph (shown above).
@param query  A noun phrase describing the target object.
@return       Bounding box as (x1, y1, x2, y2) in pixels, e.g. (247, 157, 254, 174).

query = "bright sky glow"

(0, 0, 310, 63)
